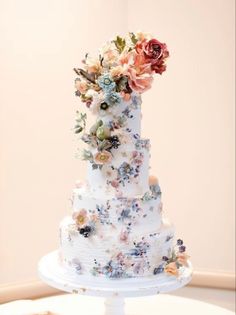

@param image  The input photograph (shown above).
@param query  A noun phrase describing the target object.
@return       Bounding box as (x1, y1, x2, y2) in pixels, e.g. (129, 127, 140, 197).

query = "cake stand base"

(38, 251, 192, 315)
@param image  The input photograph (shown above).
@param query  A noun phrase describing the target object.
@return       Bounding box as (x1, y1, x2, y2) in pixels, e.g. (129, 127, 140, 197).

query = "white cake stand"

(38, 251, 193, 315)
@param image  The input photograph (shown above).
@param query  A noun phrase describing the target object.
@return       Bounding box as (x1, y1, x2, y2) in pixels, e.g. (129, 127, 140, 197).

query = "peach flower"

(177, 252, 190, 267)
(73, 209, 88, 227)
(136, 31, 151, 41)
(149, 175, 159, 186)
(110, 65, 125, 78)
(94, 150, 112, 165)
(120, 91, 131, 101)
(75, 80, 89, 94)
(164, 262, 179, 276)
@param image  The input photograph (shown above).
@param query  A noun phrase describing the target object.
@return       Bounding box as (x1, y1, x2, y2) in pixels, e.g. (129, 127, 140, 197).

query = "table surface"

(0, 293, 235, 315)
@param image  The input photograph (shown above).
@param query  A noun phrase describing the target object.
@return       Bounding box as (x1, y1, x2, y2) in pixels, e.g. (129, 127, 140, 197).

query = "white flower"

(100, 41, 119, 67)
(85, 90, 104, 115)
(84, 55, 102, 74)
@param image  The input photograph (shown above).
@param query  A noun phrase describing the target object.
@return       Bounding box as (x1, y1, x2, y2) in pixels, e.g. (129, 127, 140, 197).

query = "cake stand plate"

(38, 251, 193, 315)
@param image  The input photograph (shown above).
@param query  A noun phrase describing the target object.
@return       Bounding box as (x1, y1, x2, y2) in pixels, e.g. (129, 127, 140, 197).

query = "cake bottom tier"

(59, 217, 175, 278)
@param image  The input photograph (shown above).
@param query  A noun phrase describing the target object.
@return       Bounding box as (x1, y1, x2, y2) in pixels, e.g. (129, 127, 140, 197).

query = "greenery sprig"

(74, 111, 87, 134)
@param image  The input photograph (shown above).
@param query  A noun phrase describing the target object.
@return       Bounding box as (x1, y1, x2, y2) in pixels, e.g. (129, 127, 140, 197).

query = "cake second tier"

(87, 137, 151, 198)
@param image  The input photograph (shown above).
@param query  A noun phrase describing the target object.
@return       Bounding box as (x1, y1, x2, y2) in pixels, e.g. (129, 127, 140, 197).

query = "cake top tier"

(74, 31, 169, 117)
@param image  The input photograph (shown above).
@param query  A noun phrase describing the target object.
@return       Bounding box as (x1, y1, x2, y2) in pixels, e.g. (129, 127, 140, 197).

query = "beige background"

(0, 0, 235, 287)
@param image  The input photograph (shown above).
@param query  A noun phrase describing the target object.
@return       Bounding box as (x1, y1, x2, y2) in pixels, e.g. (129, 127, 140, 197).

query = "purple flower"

(179, 245, 186, 253)
(162, 256, 169, 261)
(79, 225, 92, 238)
(177, 239, 183, 246)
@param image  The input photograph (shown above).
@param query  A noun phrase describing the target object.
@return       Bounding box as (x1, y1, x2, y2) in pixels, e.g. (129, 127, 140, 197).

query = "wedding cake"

(59, 32, 189, 279)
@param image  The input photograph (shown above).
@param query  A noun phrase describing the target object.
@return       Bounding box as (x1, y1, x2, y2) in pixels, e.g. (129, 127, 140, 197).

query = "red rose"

(136, 39, 169, 75)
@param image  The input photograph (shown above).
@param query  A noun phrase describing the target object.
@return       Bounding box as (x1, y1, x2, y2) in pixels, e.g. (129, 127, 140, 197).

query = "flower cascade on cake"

(59, 32, 189, 279)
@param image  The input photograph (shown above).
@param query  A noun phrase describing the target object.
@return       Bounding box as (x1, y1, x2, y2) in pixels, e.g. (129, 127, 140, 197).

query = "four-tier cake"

(59, 32, 189, 279)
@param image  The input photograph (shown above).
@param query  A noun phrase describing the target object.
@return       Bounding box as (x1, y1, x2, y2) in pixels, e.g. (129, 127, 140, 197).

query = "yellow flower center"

(100, 154, 107, 161)
(77, 215, 85, 225)
(104, 78, 111, 85)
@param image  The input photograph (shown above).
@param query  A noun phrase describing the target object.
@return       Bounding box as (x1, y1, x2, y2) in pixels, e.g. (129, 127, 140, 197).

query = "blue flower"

(119, 208, 131, 221)
(131, 93, 142, 108)
(154, 266, 164, 275)
(103, 261, 125, 278)
(118, 162, 134, 180)
(150, 184, 162, 198)
(97, 74, 116, 92)
(105, 91, 121, 106)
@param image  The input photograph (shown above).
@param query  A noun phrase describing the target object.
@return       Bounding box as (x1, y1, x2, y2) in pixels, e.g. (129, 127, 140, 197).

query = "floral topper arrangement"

(73, 32, 169, 167)
(74, 31, 169, 115)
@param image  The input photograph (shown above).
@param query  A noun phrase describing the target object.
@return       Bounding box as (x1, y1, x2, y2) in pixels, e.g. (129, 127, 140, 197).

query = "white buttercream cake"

(59, 32, 189, 279)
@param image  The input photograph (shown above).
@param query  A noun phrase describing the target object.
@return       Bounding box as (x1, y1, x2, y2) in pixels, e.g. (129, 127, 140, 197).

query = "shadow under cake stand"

(38, 251, 193, 315)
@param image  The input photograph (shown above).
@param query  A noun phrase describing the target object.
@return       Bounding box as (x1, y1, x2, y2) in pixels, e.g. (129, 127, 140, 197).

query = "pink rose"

(136, 39, 169, 74)
(121, 51, 153, 93)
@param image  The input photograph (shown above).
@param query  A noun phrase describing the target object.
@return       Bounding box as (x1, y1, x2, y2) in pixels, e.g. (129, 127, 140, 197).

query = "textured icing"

(60, 217, 174, 278)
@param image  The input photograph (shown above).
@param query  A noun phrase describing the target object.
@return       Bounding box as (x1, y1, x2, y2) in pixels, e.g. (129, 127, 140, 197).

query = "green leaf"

(130, 32, 138, 45)
(81, 149, 93, 162)
(113, 36, 126, 53)
(74, 111, 87, 134)
(75, 127, 83, 134)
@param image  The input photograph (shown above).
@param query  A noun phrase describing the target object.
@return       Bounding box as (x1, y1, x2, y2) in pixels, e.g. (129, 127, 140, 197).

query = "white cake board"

(38, 251, 193, 315)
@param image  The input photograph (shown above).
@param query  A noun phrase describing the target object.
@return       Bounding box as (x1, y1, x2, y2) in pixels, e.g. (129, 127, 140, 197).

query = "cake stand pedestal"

(38, 251, 192, 315)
